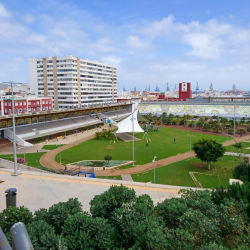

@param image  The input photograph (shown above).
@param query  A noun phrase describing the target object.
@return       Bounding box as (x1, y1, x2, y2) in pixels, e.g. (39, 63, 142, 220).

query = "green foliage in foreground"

(1, 185, 250, 249)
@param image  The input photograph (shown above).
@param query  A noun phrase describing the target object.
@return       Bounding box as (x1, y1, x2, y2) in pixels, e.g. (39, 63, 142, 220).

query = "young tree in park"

(196, 121, 203, 130)
(237, 128, 247, 136)
(104, 155, 112, 164)
(213, 124, 223, 133)
(203, 123, 211, 131)
(192, 139, 226, 170)
(95, 132, 102, 140)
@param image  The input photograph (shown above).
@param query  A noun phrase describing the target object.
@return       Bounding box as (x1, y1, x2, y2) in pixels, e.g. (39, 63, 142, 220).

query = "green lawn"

(0, 152, 46, 168)
(226, 141, 250, 154)
(131, 155, 237, 189)
(42, 144, 65, 150)
(55, 127, 231, 166)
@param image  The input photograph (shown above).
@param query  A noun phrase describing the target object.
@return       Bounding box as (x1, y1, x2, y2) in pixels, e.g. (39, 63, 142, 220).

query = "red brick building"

(0, 97, 53, 115)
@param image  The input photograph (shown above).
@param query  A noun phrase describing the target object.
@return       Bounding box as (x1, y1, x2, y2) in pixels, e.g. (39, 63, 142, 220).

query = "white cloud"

(182, 33, 224, 59)
(126, 35, 148, 49)
(22, 13, 35, 23)
(0, 3, 11, 18)
(101, 55, 122, 68)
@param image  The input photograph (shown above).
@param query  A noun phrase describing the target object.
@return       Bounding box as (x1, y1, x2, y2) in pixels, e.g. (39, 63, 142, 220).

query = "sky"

(0, 0, 250, 92)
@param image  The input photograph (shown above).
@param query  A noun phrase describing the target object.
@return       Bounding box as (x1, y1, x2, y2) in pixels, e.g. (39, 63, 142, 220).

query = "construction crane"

(196, 82, 200, 95)
(145, 85, 147, 91)
(148, 84, 150, 91)
(173, 84, 177, 91)
(166, 83, 170, 91)
(155, 84, 160, 92)
(123, 85, 126, 91)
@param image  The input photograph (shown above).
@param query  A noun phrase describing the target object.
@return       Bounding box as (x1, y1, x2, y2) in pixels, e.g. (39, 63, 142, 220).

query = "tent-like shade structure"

(115, 110, 144, 133)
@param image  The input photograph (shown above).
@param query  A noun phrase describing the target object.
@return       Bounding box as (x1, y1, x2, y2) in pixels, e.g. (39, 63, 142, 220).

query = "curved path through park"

(40, 132, 250, 176)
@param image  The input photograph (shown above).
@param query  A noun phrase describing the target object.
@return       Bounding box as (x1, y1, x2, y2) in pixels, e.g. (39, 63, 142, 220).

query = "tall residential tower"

(29, 55, 117, 108)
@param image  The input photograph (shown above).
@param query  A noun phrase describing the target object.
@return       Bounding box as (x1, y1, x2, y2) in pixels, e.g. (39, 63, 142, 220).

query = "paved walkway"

(225, 152, 250, 157)
(121, 175, 133, 181)
(0, 169, 185, 213)
(40, 127, 103, 170)
(0, 144, 49, 155)
(39, 133, 250, 176)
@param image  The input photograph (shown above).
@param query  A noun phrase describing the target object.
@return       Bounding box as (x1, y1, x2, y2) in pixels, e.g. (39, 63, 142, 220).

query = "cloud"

(182, 33, 224, 59)
(101, 55, 122, 68)
(22, 13, 35, 23)
(126, 35, 148, 49)
(0, 3, 11, 18)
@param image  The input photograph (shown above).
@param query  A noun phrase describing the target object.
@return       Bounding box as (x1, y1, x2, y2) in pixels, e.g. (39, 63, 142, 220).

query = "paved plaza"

(0, 169, 190, 213)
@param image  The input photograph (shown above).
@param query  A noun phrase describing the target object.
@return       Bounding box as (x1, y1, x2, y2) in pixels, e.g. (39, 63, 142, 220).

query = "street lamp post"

(152, 156, 157, 183)
(131, 102, 136, 166)
(1, 81, 24, 176)
(188, 134, 194, 151)
(234, 104, 236, 138)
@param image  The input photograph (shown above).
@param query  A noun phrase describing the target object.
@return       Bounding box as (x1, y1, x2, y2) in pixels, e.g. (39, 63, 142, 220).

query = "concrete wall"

(0, 158, 53, 174)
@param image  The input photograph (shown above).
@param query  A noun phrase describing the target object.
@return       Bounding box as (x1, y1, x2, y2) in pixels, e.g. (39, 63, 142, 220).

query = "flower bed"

(74, 160, 128, 167)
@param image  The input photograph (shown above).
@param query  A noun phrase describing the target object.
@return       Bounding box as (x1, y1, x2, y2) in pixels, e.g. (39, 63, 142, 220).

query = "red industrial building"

(0, 97, 53, 115)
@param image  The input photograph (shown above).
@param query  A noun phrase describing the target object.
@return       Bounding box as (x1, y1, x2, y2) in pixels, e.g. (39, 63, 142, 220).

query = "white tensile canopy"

(115, 110, 144, 134)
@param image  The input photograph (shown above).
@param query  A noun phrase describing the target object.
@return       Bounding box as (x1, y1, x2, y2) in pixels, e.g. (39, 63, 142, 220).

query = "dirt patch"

(193, 162, 205, 168)
(107, 145, 116, 149)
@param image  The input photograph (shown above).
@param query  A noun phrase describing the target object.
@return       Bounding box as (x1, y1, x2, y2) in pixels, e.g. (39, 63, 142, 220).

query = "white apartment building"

(29, 55, 117, 108)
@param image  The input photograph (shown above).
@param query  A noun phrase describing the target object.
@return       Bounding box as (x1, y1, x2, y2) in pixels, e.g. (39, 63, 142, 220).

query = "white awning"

(115, 110, 144, 133)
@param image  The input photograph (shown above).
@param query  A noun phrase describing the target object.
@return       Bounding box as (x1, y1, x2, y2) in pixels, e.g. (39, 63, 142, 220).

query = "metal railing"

(0, 223, 34, 250)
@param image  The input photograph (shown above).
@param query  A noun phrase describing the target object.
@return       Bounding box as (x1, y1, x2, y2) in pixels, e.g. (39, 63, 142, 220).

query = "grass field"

(131, 155, 238, 189)
(55, 127, 231, 166)
(42, 144, 65, 150)
(226, 141, 250, 154)
(0, 152, 46, 168)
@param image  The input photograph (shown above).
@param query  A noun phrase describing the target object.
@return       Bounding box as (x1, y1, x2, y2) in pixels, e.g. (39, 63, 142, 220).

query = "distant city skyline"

(0, 0, 250, 91)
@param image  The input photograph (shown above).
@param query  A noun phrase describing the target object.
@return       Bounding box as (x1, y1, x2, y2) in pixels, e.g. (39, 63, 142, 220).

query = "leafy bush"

(171, 119, 177, 125)
(0, 206, 33, 244)
(233, 162, 250, 183)
(26, 220, 67, 250)
(90, 184, 136, 219)
(189, 122, 195, 127)
(34, 198, 82, 234)
(62, 213, 113, 250)
(247, 126, 250, 132)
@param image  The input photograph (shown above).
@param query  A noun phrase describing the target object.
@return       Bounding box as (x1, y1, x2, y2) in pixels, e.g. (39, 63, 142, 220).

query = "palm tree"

(240, 117, 246, 124)
(237, 128, 247, 136)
